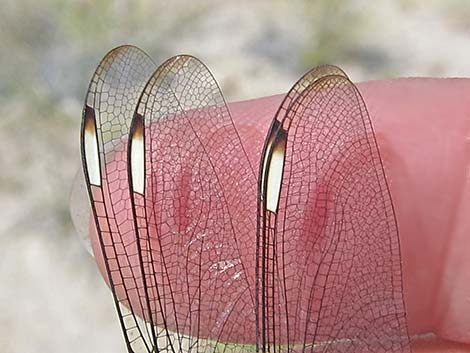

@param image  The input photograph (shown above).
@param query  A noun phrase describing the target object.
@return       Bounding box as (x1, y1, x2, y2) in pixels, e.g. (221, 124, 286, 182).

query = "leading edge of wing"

(258, 65, 348, 213)
(80, 45, 158, 353)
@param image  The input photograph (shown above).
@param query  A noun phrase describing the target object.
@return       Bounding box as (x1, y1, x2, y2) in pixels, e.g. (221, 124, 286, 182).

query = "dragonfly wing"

(81, 45, 157, 352)
(258, 71, 410, 352)
(128, 55, 258, 352)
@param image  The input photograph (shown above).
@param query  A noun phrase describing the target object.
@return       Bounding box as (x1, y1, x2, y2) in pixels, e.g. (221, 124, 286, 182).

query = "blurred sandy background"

(1, 1, 470, 352)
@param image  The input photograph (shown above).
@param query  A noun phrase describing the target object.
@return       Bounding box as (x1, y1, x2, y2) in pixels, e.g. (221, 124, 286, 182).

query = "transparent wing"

(80, 45, 157, 352)
(128, 55, 258, 352)
(257, 69, 410, 352)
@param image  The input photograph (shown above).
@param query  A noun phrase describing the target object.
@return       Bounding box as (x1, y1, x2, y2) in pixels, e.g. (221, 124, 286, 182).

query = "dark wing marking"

(80, 45, 157, 352)
(128, 55, 258, 352)
(257, 69, 410, 352)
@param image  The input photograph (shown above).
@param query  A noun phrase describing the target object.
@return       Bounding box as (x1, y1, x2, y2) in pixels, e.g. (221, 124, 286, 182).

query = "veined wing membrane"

(128, 55, 258, 352)
(81, 45, 157, 352)
(259, 65, 347, 214)
(258, 73, 410, 352)
(257, 65, 348, 351)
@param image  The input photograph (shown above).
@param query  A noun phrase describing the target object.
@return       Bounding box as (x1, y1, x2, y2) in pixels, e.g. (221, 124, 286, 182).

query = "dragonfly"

(79, 45, 411, 353)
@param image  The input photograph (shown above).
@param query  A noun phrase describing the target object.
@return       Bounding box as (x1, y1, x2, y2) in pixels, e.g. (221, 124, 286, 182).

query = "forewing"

(258, 72, 410, 352)
(81, 45, 157, 352)
(128, 55, 258, 352)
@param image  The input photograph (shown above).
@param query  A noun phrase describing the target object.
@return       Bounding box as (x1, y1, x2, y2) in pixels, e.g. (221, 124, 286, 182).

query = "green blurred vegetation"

(2, 1, 470, 352)
(300, 1, 368, 68)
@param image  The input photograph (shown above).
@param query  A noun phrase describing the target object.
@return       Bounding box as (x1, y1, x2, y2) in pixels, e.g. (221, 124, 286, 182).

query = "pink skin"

(90, 78, 470, 352)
